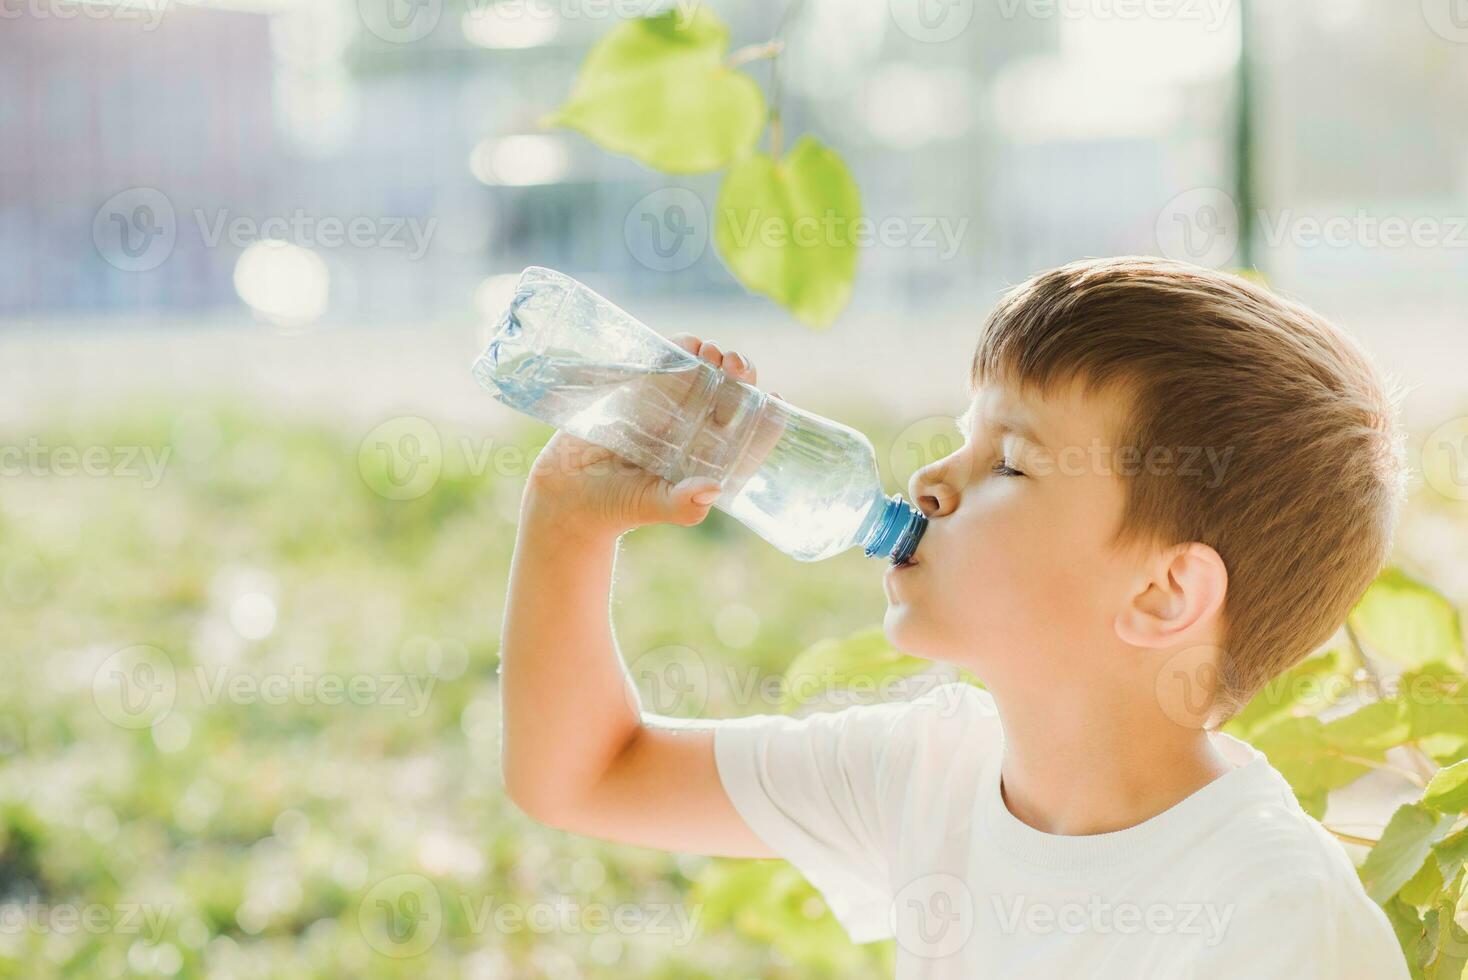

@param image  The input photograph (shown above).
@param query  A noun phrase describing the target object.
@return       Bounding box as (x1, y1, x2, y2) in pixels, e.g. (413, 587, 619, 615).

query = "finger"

(710, 348, 754, 426)
(646, 334, 707, 450)
(663, 477, 723, 526)
(697, 339, 723, 365)
(669, 333, 702, 354)
(725, 350, 757, 384)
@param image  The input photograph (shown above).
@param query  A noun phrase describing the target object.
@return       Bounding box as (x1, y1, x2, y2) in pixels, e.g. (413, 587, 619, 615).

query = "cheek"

(938, 486, 1114, 635)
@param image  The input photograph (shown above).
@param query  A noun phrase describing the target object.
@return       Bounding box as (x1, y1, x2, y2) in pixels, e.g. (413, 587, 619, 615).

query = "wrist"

(520, 484, 625, 549)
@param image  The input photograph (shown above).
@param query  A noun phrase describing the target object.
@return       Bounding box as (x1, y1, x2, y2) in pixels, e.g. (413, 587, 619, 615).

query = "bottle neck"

(861, 493, 928, 564)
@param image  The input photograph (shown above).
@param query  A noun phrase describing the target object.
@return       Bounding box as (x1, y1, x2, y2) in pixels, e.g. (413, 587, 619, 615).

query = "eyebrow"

(955, 402, 1046, 448)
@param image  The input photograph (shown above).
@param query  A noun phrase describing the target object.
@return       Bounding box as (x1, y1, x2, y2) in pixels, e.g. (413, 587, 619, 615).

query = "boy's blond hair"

(972, 256, 1406, 717)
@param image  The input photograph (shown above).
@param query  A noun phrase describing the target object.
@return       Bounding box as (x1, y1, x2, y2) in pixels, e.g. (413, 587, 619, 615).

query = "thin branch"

(1343, 620, 1379, 687)
(1341, 622, 1444, 786)
(1325, 749, 1429, 788)
(765, 0, 805, 162)
(1401, 740, 1445, 786)
(1325, 827, 1380, 848)
(725, 39, 784, 69)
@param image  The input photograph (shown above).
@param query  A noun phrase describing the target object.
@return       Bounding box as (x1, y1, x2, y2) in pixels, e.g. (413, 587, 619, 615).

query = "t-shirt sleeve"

(1183, 873, 1412, 980)
(711, 686, 972, 944)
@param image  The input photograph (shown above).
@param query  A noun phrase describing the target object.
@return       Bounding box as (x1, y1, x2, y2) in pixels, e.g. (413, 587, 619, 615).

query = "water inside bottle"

(473, 267, 926, 563)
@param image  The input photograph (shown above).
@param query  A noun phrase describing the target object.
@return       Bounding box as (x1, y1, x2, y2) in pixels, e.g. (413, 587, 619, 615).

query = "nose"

(909, 455, 961, 518)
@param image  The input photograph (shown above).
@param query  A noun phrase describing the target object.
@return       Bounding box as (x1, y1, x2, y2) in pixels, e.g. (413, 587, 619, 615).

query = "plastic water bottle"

(471, 267, 926, 564)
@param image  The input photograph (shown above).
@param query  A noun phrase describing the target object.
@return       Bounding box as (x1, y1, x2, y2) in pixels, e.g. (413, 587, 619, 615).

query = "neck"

(992, 682, 1236, 837)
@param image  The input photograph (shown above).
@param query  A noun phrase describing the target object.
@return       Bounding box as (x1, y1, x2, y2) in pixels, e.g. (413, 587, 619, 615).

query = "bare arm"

(499, 338, 775, 858)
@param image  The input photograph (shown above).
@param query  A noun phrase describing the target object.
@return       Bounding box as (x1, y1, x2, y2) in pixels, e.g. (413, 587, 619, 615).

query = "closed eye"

(991, 460, 1025, 477)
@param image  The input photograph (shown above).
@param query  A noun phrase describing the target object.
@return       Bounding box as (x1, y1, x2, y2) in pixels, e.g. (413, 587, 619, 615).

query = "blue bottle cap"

(863, 494, 928, 565)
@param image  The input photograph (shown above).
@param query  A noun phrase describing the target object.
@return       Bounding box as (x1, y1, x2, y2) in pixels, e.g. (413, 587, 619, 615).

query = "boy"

(498, 257, 1411, 977)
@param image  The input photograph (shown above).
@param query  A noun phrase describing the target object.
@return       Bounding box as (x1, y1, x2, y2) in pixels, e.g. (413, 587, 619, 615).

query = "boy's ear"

(1114, 542, 1228, 649)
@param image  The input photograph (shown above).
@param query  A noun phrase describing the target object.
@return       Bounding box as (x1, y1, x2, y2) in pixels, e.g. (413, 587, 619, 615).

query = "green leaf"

(1322, 698, 1412, 754)
(1422, 871, 1468, 980)
(1396, 665, 1468, 764)
(1350, 568, 1465, 671)
(715, 136, 861, 327)
(1384, 896, 1429, 980)
(1360, 804, 1458, 904)
(690, 860, 874, 972)
(780, 626, 931, 713)
(1425, 761, 1468, 814)
(544, 9, 765, 173)
(1402, 853, 1446, 907)
(956, 667, 987, 690)
(1435, 828, 1468, 885)
(1249, 716, 1379, 813)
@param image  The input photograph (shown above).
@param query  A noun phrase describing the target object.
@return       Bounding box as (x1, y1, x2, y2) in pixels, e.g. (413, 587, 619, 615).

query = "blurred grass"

(12, 399, 1460, 977)
(0, 401, 896, 978)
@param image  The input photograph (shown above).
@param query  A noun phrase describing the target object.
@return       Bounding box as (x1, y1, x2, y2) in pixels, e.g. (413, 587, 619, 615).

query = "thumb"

(661, 477, 723, 525)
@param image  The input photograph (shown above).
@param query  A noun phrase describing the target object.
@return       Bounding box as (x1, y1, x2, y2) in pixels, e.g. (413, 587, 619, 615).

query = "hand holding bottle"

(523, 334, 784, 539)
(478, 267, 924, 562)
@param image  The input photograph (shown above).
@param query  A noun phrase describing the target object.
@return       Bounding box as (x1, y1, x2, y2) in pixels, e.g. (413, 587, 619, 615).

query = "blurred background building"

(2, 0, 1467, 423)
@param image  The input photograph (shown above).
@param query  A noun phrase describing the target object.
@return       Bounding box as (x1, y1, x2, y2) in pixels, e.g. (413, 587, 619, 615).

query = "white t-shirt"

(712, 682, 1410, 979)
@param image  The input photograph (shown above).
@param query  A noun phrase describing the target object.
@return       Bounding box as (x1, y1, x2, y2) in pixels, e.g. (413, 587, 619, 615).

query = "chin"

(882, 606, 938, 657)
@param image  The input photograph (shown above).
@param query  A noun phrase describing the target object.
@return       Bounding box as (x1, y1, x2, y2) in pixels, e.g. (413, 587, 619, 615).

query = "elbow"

(502, 751, 579, 830)
(502, 725, 644, 832)
(505, 780, 559, 828)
